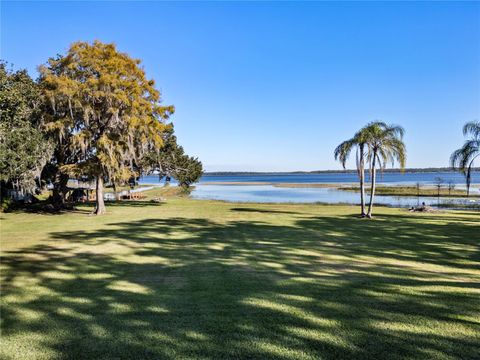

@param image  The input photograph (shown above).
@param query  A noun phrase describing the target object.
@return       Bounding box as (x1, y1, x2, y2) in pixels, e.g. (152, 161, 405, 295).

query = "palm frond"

(334, 139, 355, 169)
(463, 120, 480, 139)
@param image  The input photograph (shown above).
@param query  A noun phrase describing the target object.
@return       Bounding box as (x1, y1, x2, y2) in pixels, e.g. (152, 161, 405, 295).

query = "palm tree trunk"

(95, 176, 106, 215)
(367, 153, 377, 218)
(359, 144, 366, 217)
(466, 170, 471, 197)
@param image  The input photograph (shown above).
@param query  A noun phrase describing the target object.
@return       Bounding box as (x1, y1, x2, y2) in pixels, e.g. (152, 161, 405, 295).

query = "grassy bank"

(1, 199, 479, 359)
(340, 185, 480, 198)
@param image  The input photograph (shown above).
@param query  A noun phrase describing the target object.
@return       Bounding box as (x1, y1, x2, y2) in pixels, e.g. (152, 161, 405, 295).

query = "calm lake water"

(139, 172, 479, 207)
(199, 171, 472, 185)
(141, 171, 473, 186)
(190, 184, 478, 207)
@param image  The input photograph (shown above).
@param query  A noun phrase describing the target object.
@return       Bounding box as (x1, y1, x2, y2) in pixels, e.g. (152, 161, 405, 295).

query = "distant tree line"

(206, 167, 479, 176)
(0, 41, 202, 214)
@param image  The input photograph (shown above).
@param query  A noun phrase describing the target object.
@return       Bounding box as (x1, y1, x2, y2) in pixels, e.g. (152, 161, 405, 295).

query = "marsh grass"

(341, 185, 480, 198)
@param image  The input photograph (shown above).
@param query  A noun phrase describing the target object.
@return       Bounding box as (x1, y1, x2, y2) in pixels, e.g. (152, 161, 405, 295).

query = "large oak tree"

(40, 41, 173, 214)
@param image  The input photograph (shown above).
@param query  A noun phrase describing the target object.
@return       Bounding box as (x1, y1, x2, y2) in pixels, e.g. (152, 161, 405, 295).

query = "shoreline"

(195, 182, 480, 200)
(138, 182, 480, 203)
(199, 182, 355, 187)
(197, 181, 479, 189)
(202, 168, 480, 175)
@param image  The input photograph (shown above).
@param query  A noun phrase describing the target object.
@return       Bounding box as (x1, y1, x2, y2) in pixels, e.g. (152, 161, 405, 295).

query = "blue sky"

(2, 1, 479, 171)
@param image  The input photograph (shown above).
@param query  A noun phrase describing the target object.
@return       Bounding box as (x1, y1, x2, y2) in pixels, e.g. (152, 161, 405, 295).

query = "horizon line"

(202, 166, 479, 175)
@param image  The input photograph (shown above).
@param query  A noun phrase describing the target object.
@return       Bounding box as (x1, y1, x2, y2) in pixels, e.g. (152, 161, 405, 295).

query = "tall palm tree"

(363, 122, 406, 218)
(450, 121, 480, 197)
(334, 127, 370, 217)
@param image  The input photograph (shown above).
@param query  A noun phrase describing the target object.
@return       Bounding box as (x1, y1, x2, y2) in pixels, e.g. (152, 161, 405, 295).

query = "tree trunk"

(112, 181, 120, 201)
(367, 153, 377, 218)
(466, 170, 471, 198)
(95, 176, 106, 215)
(52, 172, 69, 207)
(359, 144, 366, 217)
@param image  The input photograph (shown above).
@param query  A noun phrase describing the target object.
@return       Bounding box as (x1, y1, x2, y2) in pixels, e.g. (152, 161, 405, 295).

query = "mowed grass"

(1, 199, 479, 359)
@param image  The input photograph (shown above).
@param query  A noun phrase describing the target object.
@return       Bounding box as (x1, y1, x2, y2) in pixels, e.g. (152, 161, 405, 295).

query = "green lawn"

(1, 199, 479, 359)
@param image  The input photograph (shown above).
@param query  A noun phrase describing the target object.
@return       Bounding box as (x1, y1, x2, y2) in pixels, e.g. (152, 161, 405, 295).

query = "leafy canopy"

(173, 152, 203, 190)
(39, 41, 174, 184)
(450, 120, 479, 195)
(0, 63, 52, 192)
(363, 121, 406, 171)
(142, 126, 203, 189)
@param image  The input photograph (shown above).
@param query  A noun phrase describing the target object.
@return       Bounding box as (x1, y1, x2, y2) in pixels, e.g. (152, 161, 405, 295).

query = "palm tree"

(450, 121, 480, 197)
(363, 122, 406, 218)
(334, 127, 370, 217)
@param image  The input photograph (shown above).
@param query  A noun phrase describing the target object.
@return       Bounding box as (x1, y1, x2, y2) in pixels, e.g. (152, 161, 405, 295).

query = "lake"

(139, 171, 479, 207)
(141, 171, 472, 186)
(190, 184, 478, 208)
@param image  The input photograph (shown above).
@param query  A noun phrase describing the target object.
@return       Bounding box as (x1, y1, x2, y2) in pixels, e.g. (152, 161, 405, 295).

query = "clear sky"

(2, 1, 479, 172)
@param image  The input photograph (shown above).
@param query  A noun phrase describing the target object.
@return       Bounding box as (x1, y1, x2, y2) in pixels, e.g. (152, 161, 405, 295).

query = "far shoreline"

(203, 167, 480, 176)
(200, 182, 354, 187)
(198, 181, 479, 188)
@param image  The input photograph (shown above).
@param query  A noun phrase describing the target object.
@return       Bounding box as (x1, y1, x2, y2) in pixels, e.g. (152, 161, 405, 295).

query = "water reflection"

(191, 184, 476, 207)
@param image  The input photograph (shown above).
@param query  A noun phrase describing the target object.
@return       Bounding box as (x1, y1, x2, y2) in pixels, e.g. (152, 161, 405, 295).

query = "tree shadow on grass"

(1, 212, 479, 359)
(5, 200, 165, 216)
(5, 203, 92, 216)
(230, 207, 302, 215)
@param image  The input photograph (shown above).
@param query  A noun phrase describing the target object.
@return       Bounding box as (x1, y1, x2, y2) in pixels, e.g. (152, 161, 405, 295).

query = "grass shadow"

(1, 208, 479, 359)
(230, 207, 301, 215)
